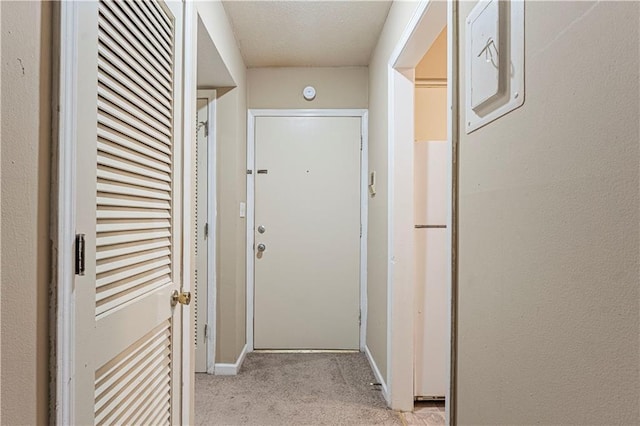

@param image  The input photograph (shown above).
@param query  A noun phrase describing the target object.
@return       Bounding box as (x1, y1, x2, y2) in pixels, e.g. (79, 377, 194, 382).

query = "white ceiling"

(222, 1, 392, 68)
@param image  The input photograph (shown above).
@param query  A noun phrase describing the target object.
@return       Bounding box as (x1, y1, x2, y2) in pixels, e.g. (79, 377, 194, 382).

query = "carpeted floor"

(195, 352, 402, 426)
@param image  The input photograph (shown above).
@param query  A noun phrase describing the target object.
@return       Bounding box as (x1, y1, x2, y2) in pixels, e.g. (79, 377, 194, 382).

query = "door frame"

(246, 109, 369, 352)
(196, 89, 218, 374)
(53, 1, 194, 424)
(53, 2, 78, 423)
(386, 0, 458, 421)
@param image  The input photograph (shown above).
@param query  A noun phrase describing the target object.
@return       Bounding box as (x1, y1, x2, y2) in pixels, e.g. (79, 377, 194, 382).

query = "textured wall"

(0, 1, 53, 424)
(247, 67, 368, 109)
(456, 1, 640, 423)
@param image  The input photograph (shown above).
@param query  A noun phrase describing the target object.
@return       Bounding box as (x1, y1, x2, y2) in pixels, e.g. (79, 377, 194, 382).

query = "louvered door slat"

(98, 49, 171, 115)
(98, 2, 171, 76)
(98, 85, 171, 138)
(127, 1, 173, 49)
(97, 209, 171, 220)
(95, 340, 168, 414)
(96, 219, 171, 234)
(95, 325, 169, 392)
(97, 194, 171, 210)
(98, 69, 172, 128)
(126, 379, 171, 425)
(97, 181, 172, 201)
(98, 45, 172, 111)
(93, 319, 171, 424)
(96, 247, 171, 274)
(141, 0, 173, 33)
(140, 397, 171, 426)
(96, 257, 170, 288)
(98, 12, 172, 92)
(97, 238, 170, 261)
(97, 18, 172, 96)
(98, 98, 172, 146)
(100, 1, 172, 72)
(97, 140, 171, 174)
(97, 167, 172, 192)
(114, 1, 172, 59)
(96, 347, 170, 421)
(138, 0, 173, 41)
(97, 229, 171, 247)
(99, 110, 171, 150)
(98, 58, 172, 120)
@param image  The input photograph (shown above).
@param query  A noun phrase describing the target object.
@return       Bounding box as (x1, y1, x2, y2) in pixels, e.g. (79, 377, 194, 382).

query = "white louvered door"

(73, 1, 185, 424)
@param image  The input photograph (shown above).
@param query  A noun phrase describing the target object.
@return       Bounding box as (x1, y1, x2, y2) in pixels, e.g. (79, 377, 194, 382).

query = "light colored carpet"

(195, 353, 402, 426)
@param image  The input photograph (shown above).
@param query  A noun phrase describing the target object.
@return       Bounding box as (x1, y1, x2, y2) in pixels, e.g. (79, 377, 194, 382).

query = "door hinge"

(75, 233, 85, 276)
(359, 311, 362, 326)
(360, 223, 362, 237)
(198, 120, 208, 137)
(204, 222, 209, 238)
(204, 324, 209, 338)
(360, 136, 363, 150)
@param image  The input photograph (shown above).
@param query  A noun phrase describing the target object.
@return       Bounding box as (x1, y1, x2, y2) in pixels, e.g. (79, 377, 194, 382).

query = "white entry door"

(253, 116, 361, 350)
(72, 1, 185, 423)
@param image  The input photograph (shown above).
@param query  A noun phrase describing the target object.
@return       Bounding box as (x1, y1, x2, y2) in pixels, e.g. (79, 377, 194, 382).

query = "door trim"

(53, 1, 78, 423)
(196, 90, 218, 374)
(386, 0, 458, 420)
(246, 109, 369, 352)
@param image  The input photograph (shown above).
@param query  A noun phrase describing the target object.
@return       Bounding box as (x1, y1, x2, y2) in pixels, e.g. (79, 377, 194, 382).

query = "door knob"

(257, 243, 266, 252)
(171, 290, 191, 307)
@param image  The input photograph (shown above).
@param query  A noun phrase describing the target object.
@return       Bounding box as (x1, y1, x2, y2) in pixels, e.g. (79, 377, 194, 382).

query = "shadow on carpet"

(195, 353, 402, 425)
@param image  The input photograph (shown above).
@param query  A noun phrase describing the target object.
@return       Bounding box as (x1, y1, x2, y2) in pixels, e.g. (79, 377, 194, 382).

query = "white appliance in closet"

(414, 140, 448, 399)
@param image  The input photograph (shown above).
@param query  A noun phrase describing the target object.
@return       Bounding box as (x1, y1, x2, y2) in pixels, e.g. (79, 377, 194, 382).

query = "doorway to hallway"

(386, 0, 456, 420)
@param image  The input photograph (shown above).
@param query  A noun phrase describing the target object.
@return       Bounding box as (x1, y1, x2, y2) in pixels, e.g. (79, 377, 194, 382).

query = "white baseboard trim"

(214, 344, 248, 376)
(365, 345, 390, 404)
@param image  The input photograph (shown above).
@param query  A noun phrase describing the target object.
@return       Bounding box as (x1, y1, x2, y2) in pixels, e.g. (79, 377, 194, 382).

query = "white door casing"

(194, 98, 208, 373)
(194, 91, 217, 374)
(246, 110, 369, 352)
(61, 1, 186, 423)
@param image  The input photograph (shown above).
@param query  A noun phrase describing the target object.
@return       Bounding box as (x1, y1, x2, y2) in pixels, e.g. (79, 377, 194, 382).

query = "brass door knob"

(171, 290, 192, 307)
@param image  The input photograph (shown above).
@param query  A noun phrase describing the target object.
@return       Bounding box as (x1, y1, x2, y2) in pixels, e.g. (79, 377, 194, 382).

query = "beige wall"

(415, 87, 447, 141)
(247, 67, 368, 109)
(367, 0, 422, 386)
(196, 1, 248, 364)
(0, 1, 53, 424)
(456, 1, 639, 423)
(415, 28, 447, 142)
(415, 28, 446, 80)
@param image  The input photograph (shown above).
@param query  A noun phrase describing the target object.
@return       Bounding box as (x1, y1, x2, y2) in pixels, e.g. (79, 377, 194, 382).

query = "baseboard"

(364, 345, 390, 404)
(214, 344, 248, 376)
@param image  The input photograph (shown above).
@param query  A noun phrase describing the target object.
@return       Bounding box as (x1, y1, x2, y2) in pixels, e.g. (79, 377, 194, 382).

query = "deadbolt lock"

(171, 290, 192, 307)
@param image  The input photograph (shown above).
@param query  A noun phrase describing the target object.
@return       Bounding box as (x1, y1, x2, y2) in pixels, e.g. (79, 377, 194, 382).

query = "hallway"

(195, 353, 447, 425)
(195, 353, 400, 425)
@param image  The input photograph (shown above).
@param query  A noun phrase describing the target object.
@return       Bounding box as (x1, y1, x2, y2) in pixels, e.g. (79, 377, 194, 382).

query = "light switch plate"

(465, 0, 524, 134)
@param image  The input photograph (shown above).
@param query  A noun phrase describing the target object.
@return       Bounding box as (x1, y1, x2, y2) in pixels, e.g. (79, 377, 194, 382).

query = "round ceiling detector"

(303, 86, 316, 101)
